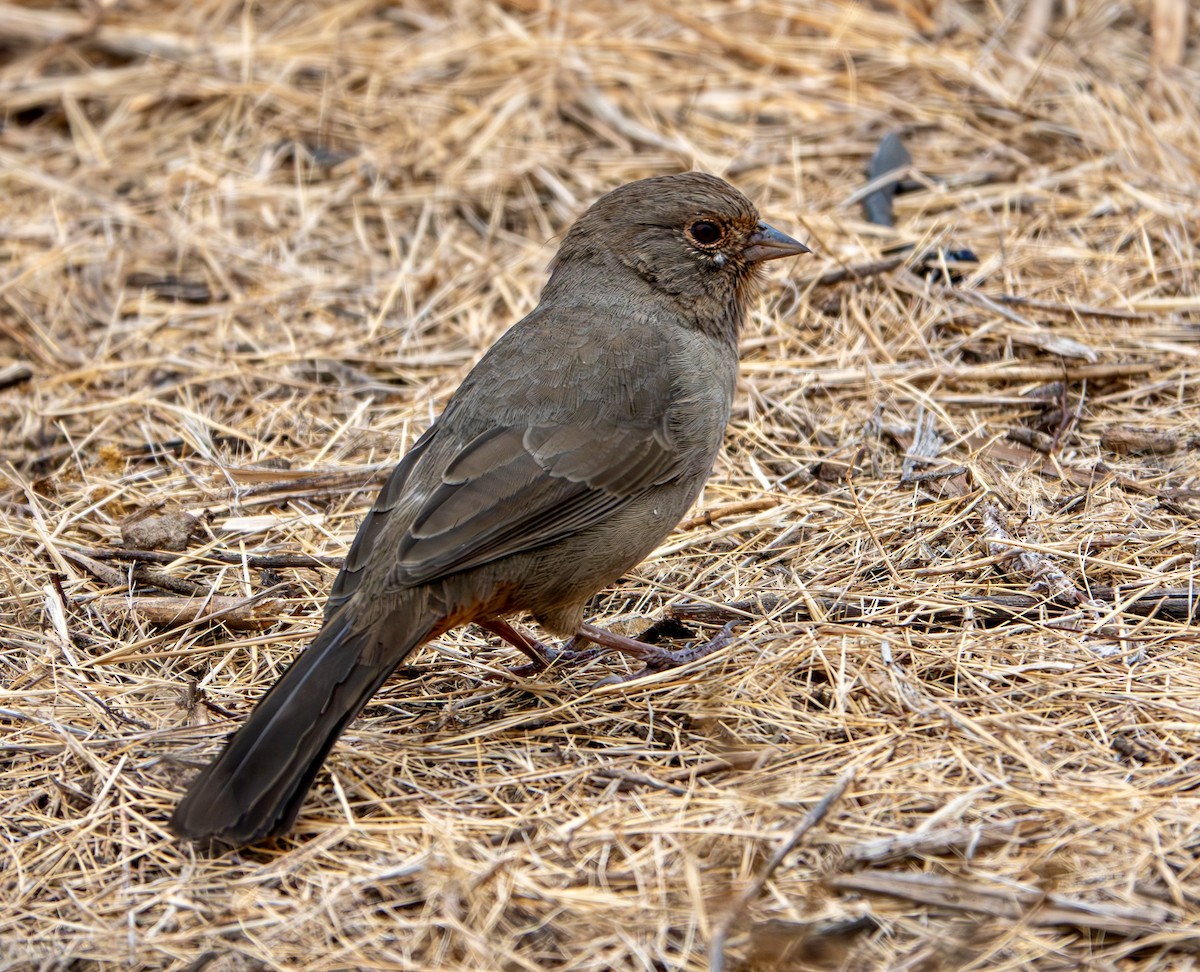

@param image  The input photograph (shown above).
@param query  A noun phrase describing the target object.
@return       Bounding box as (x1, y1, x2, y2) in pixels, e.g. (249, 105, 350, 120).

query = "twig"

(994, 294, 1152, 323)
(0, 361, 33, 389)
(92, 594, 284, 632)
(797, 255, 907, 288)
(979, 500, 1098, 609)
(0, 1, 253, 62)
(830, 870, 1179, 938)
(669, 586, 1200, 625)
(744, 359, 1154, 387)
(709, 767, 855, 972)
(677, 499, 778, 531)
(900, 405, 943, 482)
(843, 819, 1024, 865)
(71, 545, 342, 569)
(65, 548, 211, 597)
(589, 768, 688, 796)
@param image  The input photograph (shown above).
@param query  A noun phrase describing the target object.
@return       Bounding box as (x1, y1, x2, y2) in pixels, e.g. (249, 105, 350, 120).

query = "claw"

(667, 619, 743, 666)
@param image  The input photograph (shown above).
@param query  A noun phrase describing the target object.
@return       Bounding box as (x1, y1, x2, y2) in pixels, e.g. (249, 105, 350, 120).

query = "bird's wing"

(326, 414, 682, 607)
(402, 418, 681, 584)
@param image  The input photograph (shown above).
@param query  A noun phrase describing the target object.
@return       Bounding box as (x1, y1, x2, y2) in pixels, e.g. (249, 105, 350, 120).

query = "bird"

(170, 172, 810, 845)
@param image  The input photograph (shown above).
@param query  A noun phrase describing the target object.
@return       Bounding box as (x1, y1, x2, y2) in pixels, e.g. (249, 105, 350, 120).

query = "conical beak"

(744, 222, 811, 263)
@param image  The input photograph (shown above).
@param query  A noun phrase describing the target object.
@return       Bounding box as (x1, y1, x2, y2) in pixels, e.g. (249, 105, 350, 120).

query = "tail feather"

(170, 605, 435, 846)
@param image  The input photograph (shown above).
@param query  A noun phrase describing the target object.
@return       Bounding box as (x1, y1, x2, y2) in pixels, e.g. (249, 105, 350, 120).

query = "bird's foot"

(577, 620, 743, 684)
(479, 617, 742, 684)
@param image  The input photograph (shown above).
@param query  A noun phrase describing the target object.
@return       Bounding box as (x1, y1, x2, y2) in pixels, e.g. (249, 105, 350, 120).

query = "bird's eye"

(687, 220, 724, 247)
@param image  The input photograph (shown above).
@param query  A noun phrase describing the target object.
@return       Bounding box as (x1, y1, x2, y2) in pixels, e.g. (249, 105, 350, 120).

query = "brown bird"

(170, 172, 810, 845)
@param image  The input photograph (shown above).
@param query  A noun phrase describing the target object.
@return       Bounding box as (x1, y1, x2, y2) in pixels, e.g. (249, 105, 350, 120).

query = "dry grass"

(2, 1, 1199, 969)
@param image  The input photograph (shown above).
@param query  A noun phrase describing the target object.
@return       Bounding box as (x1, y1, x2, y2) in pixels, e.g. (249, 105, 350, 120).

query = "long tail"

(170, 601, 437, 846)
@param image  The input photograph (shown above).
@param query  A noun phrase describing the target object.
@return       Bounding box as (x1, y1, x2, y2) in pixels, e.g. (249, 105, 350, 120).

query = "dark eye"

(687, 220, 724, 246)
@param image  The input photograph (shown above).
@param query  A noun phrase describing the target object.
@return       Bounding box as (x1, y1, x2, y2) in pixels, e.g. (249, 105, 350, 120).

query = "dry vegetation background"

(2, 1, 1199, 969)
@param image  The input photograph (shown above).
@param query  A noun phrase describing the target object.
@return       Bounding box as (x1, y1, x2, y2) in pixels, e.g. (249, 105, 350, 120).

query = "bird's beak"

(744, 222, 812, 263)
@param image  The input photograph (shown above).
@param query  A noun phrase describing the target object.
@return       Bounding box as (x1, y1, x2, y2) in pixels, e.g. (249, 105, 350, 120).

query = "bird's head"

(546, 171, 810, 341)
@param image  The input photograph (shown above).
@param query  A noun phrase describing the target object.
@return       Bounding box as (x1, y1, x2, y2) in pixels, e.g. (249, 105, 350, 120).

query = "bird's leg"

(478, 618, 556, 669)
(477, 618, 601, 677)
(575, 620, 742, 681)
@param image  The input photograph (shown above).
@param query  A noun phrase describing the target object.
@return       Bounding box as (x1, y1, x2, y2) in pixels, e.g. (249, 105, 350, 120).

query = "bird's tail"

(169, 601, 437, 846)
